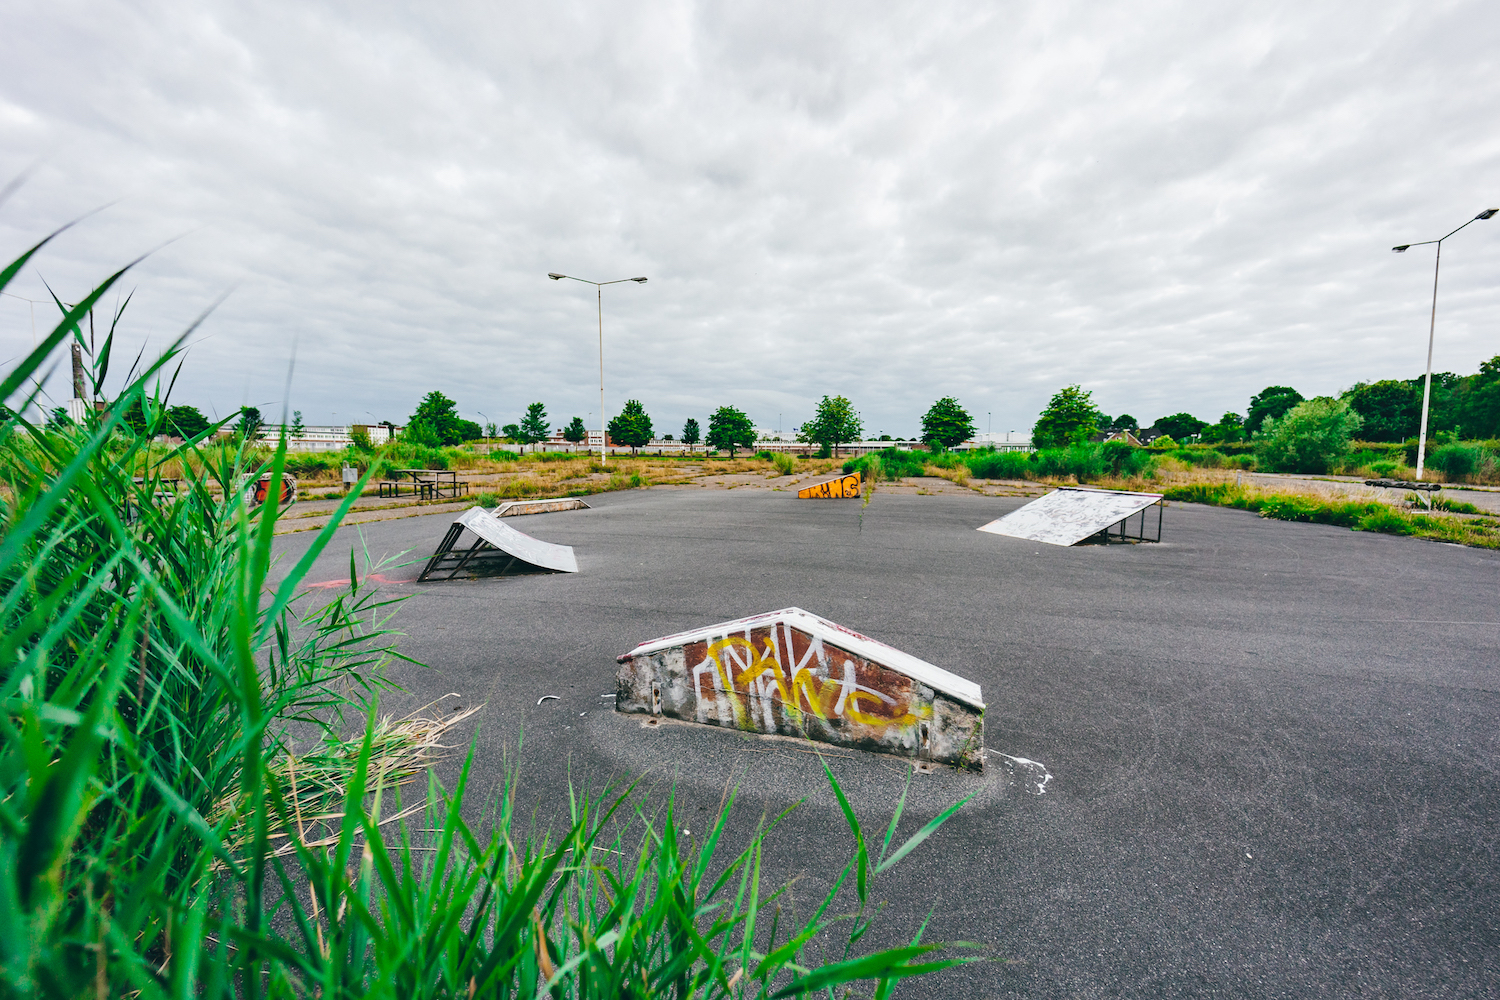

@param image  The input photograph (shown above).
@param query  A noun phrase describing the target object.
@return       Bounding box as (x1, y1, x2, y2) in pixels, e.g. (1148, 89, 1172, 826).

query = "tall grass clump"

(1427, 442, 1495, 482)
(960, 449, 1027, 480)
(1161, 482, 1500, 548)
(0, 229, 978, 996)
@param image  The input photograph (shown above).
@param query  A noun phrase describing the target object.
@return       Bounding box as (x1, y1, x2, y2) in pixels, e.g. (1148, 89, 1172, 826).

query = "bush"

(843, 448, 930, 481)
(1254, 397, 1363, 474)
(1427, 443, 1493, 481)
(964, 449, 1033, 480)
(772, 451, 796, 475)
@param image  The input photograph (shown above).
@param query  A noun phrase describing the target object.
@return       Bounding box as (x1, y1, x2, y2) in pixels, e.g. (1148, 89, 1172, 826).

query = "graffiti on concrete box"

(798, 472, 861, 499)
(616, 609, 984, 769)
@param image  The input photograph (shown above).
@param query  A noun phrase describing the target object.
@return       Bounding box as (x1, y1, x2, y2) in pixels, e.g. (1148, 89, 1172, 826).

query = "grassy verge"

(1160, 482, 1500, 548)
(1, 227, 981, 997)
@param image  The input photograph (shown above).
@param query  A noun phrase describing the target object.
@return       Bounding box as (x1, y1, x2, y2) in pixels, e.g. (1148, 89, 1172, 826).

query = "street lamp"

(548, 273, 648, 464)
(1392, 208, 1497, 478)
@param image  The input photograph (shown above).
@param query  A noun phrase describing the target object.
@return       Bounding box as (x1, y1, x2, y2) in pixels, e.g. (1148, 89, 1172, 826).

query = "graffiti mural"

(797, 472, 861, 498)
(616, 609, 985, 769)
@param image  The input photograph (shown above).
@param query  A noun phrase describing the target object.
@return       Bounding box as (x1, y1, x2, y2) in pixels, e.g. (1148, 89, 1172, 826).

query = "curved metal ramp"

(418, 506, 578, 581)
(978, 486, 1163, 546)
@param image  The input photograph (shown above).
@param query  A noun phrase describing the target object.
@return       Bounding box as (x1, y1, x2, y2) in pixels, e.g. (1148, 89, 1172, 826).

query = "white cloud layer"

(2, 0, 1497, 436)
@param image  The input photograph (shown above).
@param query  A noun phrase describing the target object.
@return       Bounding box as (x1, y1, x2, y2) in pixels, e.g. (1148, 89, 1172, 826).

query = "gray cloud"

(2, 0, 1496, 436)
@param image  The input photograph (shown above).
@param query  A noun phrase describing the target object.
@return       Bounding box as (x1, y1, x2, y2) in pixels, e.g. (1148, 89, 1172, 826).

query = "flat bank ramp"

(419, 506, 578, 581)
(494, 497, 591, 516)
(978, 486, 1163, 546)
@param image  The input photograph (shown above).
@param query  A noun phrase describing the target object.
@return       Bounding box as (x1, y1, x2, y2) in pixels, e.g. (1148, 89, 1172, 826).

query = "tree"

(456, 418, 483, 442)
(1343, 380, 1421, 443)
(167, 404, 209, 440)
(1150, 412, 1208, 443)
(608, 399, 654, 455)
(122, 398, 156, 437)
(290, 410, 306, 439)
(706, 406, 755, 457)
(483, 420, 498, 439)
(500, 423, 521, 442)
(410, 391, 463, 446)
(1456, 356, 1500, 439)
(238, 406, 264, 442)
(518, 402, 550, 447)
(350, 426, 373, 450)
(1199, 412, 1244, 444)
(681, 418, 701, 451)
(921, 397, 976, 451)
(1031, 385, 1102, 449)
(798, 395, 863, 456)
(1245, 386, 1303, 437)
(1109, 414, 1139, 433)
(1255, 397, 1363, 473)
(562, 416, 588, 444)
(404, 420, 442, 448)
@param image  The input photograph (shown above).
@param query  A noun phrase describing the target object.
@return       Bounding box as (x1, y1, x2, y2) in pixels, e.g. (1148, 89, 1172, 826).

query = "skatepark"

(273, 488, 1500, 999)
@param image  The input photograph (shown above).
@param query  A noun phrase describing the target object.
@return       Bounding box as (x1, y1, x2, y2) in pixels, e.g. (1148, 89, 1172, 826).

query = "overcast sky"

(3, 0, 1497, 438)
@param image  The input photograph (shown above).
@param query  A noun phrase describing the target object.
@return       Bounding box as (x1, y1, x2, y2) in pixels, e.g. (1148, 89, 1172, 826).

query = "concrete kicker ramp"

(978, 485, 1163, 546)
(616, 608, 984, 769)
(493, 497, 591, 517)
(418, 506, 578, 581)
(797, 471, 861, 498)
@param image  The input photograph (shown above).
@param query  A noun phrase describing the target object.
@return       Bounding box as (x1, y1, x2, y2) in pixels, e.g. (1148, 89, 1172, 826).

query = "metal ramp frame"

(418, 506, 578, 581)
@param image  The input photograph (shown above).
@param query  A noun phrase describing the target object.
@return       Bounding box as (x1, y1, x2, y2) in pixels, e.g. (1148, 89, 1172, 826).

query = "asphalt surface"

(272, 487, 1500, 999)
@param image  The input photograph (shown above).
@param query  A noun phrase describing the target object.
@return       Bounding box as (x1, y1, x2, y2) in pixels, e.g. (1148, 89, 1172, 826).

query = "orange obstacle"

(797, 471, 861, 498)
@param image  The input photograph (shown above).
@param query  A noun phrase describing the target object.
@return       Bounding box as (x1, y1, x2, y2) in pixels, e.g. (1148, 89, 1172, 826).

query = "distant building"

(959, 432, 1032, 452)
(1093, 429, 1142, 446)
(253, 423, 397, 451)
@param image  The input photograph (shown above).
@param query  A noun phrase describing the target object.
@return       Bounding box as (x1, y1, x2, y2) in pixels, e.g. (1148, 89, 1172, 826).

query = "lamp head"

(1478, 208, 1499, 220)
(1391, 245, 1410, 253)
(548, 272, 566, 280)
(632, 276, 648, 283)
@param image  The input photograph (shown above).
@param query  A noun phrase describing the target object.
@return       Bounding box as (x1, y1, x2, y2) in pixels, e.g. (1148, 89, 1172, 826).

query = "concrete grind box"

(616, 608, 985, 770)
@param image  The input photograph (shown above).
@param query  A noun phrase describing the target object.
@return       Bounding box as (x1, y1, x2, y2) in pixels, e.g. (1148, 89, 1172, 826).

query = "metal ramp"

(418, 506, 578, 581)
(978, 486, 1163, 546)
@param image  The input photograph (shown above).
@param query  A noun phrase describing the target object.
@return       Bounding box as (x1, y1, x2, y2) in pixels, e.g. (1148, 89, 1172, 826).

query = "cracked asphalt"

(272, 488, 1500, 999)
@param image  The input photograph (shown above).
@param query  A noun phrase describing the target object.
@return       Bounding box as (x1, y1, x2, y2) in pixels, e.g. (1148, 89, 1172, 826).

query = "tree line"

(392, 391, 984, 458)
(1032, 354, 1500, 449)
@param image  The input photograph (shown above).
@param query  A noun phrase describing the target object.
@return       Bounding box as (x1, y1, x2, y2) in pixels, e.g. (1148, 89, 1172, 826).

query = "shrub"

(1427, 443, 1492, 481)
(772, 451, 796, 475)
(1254, 397, 1363, 474)
(964, 449, 1033, 480)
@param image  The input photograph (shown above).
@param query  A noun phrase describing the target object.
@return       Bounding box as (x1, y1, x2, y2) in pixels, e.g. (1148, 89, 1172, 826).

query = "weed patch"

(1162, 483, 1499, 548)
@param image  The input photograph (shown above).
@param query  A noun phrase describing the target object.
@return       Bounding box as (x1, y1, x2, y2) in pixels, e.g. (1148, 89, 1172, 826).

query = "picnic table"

(379, 469, 469, 501)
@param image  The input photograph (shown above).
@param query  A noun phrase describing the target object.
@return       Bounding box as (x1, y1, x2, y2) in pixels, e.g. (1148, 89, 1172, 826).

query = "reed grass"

(0, 226, 979, 997)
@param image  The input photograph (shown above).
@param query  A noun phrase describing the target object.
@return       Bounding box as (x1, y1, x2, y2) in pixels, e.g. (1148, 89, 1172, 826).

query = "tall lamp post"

(1392, 207, 1497, 478)
(548, 273, 648, 464)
